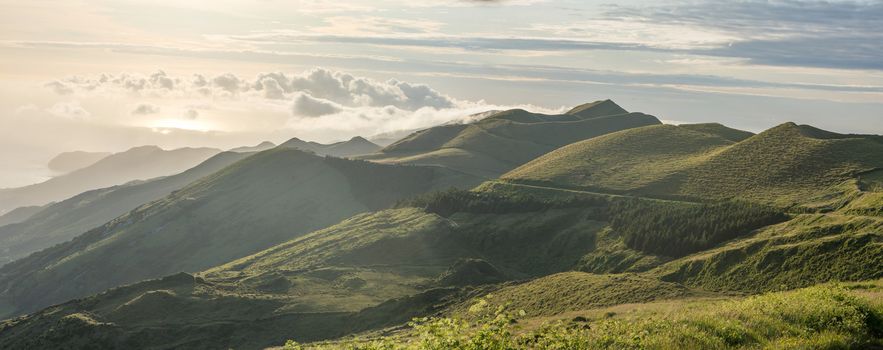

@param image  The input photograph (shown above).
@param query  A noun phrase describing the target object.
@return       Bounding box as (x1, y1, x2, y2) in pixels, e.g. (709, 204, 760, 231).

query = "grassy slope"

(0, 203, 611, 349)
(361, 100, 661, 178)
(503, 124, 735, 194)
(504, 122, 883, 207)
(0, 149, 480, 319)
(2, 119, 882, 349)
(307, 280, 882, 349)
(480, 180, 883, 291)
(0, 151, 253, 266)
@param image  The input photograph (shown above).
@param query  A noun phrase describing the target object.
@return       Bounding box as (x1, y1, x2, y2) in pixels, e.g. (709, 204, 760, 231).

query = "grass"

(0, 149, 478, 319)
(502, 124, 734, 194)
(503, 122, 883, 208)
(654, 213, 883, 292)
(291, 281, 883, 349)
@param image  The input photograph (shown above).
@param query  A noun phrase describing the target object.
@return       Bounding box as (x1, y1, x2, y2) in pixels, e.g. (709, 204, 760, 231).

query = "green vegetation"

(395, 188, 605, 217)
(503, 122, 883, 207)
(654, 213, 883, 292)
(678, 123, 754, 142)
(362, 100, 661, 178)
(289, 281, 883, 349)
(2, 114, 883, 350)
(0, 149, 479, 318)
(609, 200, 789, 257)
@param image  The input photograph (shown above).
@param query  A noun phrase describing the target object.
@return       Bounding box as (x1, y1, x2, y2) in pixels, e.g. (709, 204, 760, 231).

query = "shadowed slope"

(0, 149, 479, 318)
(0, 152, 253, 266)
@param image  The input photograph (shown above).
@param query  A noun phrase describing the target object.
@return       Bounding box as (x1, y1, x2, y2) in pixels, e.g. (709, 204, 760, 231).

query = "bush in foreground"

(285, 283, 882, 349)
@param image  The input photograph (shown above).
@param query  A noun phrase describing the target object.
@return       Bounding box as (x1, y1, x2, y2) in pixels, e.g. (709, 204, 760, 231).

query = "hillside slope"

(0, 146, 220, 213)
(1, 180, 881, 348)
(0, 206, 43, 227)
(360, 100, 661, 178)
(0, 151, 253, 266)
(503, 122, 883, 206)
(0, 149, 480, 318)
(3, 119, 882, 349)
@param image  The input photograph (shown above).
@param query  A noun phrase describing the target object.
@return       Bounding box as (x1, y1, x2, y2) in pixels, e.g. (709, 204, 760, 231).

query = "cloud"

(289, 68, 456, 110)
(211, 73, 243, 94)
(185, 109, 199, 120)
(605, 1, 883, 70)
(291, 93, 343, 117)
(46, 68, 458, 110)
(131, 103, 160, 115)
(47, 101, 91, 120)
(45, 81, 73, 95)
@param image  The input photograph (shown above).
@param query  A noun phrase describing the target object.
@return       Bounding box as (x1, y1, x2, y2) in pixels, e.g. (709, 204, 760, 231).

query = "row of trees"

(395, 188, 606, 217)
(609, 199, 789, 257)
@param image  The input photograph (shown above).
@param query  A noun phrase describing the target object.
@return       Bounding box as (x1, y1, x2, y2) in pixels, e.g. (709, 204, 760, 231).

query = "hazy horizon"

(2, 0, 882, 188)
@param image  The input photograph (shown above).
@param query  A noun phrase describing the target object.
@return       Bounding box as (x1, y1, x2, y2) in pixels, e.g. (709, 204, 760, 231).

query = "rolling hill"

(278, 136, 381, 157)
(0, 206, 43, 227)
(47, 151, 112, 174)
(360, 100, 662, 178)
(1, 116, 882, 349)
(0, 148, 481, 319)
(229, 141, 276, 153)
(0, 146, 221, 214)
(0, 151, 254, 266)
(3, 178, 880, 349)
(503, 122, 883, 207)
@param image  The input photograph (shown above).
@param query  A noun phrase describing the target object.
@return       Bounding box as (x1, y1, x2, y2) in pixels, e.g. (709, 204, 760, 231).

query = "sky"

(1, 0, 882, 188)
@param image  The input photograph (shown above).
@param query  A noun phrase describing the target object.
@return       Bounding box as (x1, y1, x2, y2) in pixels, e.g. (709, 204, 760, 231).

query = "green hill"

(503, 122, 883, 207)
(0, 146, 221, 213)
(278, 136, 381, 157)
(0, 149, 480, 318)
(1, 179, 881, 348)
(361, 100, 661, 178)
(0, 151, 253, 266)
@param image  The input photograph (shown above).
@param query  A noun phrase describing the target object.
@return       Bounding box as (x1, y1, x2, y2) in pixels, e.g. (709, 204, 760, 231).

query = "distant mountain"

(47, 151, 111, 174)
(503, 122, 883, 207)
(277, 136, 381, 157)
(369, 129, 421, 147)
(229, 141, 276, 153)
(368, 111, 502, 146)
(0, 206, 43, 227)
(360, 100, 661, 178)
(0, 148, 481, 318)
(0, 151, 253, 266)
(0, 146, 220, 214)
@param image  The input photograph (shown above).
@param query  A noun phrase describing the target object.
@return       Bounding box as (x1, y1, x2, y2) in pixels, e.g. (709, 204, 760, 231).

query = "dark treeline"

(395, 188, 606, 217)
(398, 189, 789, 258)
(610, 200, 789, 257)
